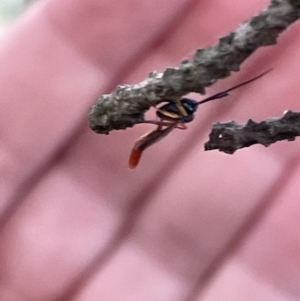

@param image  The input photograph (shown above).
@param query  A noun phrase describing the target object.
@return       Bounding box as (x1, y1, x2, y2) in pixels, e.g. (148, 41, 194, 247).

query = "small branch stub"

(89, 0, 300, 135)
(204, 110, 300, 153)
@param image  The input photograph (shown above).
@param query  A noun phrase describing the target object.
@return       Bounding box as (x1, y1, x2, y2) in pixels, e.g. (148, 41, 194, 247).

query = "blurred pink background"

(1, 0, 300, 300)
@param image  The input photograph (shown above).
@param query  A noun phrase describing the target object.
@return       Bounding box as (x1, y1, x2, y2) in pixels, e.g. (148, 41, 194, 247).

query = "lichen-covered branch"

(89, 0, 300, 135)
(204, 110, 300, 153)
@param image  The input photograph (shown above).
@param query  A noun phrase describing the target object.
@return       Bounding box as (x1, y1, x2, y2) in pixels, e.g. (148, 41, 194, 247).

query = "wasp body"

(129, 69, 272, 169)
(156, 98, 198, 123)
(129, 122, 179, 169)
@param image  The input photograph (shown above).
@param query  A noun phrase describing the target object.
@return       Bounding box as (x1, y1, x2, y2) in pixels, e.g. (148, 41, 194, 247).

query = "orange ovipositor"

(129, 147, 142, 169)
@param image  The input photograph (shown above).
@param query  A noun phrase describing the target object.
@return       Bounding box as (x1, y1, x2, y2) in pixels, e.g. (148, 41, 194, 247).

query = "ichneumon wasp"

(129, 69, 271, 169)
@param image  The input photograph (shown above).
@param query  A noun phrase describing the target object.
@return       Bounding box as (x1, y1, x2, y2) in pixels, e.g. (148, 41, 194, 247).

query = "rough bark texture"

(89, 0, 300, 135)
(204, 110, 300, 153)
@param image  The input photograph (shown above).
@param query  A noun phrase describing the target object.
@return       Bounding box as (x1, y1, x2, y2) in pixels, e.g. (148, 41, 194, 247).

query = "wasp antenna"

(196, 68, 273, 106)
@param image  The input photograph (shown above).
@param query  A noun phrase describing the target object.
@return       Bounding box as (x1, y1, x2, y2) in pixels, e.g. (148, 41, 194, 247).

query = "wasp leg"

(136, 120, 174, 127)
(176, 123, 187, 130)
(136, 119, 187, 130)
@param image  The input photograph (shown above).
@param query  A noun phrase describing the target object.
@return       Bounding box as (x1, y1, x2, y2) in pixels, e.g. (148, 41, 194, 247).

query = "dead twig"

(89, 0, 300, 135)
(205, 110, 300, 153)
